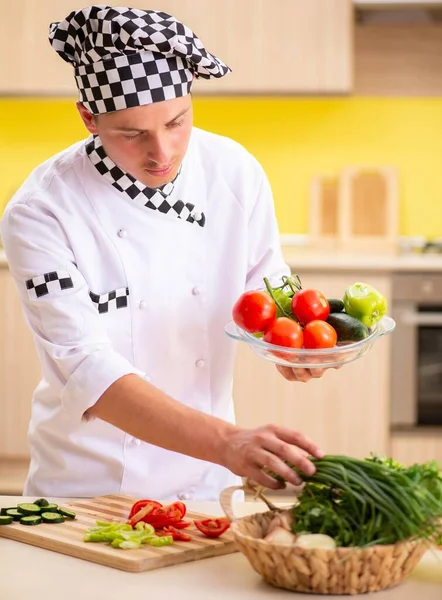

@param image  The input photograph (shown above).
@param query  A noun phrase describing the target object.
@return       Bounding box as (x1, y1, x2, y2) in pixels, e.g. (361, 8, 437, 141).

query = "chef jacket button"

(139, 300, 147, 309)
(131, 438, 141, 446)
(178, 492, 192, 501)
(195, 359, 205, 368)
(192, 212, 203, 221)
(192, 286, 202, 296)
(118, 228, 128, 238)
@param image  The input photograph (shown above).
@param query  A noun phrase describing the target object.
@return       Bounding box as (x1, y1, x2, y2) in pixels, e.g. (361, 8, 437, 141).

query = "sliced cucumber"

(41, 511, 64, 524)
(1, 507, 17, 516)
(0, 515, 13, 525)
(59, 508, 76, 520)
(5, 509, 23, 521)
(20, 515, 42, 526)
(17, 503, 42, 516)
(34, 498, 50, 507)
(43, 504, 59, 513)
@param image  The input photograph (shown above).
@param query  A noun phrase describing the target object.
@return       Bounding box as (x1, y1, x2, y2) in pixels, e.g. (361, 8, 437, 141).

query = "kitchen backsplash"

(1, 97, 442, 237)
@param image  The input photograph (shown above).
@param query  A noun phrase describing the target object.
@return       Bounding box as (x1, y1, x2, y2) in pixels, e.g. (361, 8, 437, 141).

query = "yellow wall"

(1, 97, 441, 237)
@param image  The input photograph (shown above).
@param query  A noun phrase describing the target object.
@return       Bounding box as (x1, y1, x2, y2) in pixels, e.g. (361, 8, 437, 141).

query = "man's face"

(77, 95, 193, 188)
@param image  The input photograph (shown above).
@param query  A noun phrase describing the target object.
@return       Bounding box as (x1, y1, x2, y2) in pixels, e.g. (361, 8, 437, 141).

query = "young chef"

(1, 6, 329, 500)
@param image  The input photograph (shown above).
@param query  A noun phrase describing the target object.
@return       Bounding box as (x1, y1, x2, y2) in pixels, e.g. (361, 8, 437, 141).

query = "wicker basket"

(220, 484, 427, 595)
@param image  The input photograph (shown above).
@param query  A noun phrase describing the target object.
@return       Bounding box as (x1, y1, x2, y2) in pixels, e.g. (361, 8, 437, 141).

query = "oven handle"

(400, 311, 442, 326)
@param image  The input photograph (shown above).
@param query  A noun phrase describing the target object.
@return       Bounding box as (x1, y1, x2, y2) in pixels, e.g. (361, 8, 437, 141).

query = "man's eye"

(169, 120, 184, 129)
(124, 132, 142, 140)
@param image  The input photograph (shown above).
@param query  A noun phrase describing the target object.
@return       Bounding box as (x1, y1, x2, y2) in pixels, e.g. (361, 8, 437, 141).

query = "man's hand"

(221, 424, 324, 489)
(276, 365, 327, 382)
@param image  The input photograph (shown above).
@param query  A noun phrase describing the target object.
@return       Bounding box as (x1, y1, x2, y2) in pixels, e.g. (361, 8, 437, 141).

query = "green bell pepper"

(343, 282, 387, 327)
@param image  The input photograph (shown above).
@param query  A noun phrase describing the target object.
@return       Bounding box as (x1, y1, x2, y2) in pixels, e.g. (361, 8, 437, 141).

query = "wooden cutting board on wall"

(0, 494, 237, 572)
(309, 166, 399, 254)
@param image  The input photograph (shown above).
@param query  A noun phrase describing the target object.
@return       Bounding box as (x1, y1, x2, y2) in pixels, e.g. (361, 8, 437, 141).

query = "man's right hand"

(220, 424, 325, 489)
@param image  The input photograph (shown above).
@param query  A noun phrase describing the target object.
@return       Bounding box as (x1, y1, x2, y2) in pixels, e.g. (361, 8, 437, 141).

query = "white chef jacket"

(0, 126, 290, 500)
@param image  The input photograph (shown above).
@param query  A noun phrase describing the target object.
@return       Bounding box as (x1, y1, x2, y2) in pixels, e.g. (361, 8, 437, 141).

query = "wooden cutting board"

(0, 494, 238, 572)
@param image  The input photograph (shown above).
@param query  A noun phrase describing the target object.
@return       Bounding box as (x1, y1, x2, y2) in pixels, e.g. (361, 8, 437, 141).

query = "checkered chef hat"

(49, 5, 231, 114)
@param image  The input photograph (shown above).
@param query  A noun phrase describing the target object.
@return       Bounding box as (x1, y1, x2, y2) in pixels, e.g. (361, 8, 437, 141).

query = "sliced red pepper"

(194, 517, 230, 538)
(163, 526, 192, 542)
(128, 499, 162, 520)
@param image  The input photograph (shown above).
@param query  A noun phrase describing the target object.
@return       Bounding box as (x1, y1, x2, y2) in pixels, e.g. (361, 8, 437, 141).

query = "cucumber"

(34, 498, 50, 507)
(58, 508, 76, 520)
(41, 512, 64, 524)
(20, 515, 42, 526)
(1, 507, 17, 516)
(327, 313, 370, 343)
(43, 504, 59, 513)
(5, 509, 24, 521)
(0, 515, 13, 525)
(17, 503, 41, 516)
(328, 298, 345, 313)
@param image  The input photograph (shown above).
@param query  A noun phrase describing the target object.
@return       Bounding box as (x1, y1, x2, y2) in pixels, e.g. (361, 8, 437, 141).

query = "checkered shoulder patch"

(26, 271, 74, 299)
(89, 287, 130, 314)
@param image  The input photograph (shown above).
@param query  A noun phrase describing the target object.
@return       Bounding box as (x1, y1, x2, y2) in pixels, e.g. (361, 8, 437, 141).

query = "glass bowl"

(225, 315, 396, 369)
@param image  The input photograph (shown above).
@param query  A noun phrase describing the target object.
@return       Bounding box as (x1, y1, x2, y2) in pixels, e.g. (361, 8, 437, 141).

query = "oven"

(390, 273, 442, 427)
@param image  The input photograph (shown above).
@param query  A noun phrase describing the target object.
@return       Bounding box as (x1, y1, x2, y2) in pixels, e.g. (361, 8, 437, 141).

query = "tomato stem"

(263, 277, 292, 318)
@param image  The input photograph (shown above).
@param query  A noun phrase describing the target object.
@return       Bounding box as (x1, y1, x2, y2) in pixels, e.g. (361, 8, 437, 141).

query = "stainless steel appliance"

(391, 272, 442, 427)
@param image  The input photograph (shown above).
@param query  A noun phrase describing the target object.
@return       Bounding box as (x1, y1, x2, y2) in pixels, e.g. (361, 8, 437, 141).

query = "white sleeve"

(245, 165, 290, 291)
(0, 202, 146, 423)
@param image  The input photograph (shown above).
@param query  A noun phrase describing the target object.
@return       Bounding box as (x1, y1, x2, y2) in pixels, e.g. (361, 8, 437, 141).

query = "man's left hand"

(276, 365, 327, 383)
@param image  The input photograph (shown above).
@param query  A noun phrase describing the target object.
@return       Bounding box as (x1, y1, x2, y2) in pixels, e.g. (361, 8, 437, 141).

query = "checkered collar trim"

(85, 135, 205, 227)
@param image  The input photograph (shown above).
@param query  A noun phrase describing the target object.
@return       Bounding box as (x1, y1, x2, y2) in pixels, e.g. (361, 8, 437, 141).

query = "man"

(1, 6, 327, 500)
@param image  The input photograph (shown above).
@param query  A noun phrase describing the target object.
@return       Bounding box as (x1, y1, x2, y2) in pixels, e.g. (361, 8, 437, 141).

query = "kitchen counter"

(1, 496, 441, 600)
(282, 246, 442, 273)
(1, 246, 442, 272)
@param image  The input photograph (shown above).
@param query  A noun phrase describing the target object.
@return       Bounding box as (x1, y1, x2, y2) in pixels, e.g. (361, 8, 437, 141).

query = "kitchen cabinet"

(0, 269, 41, 458)
(390, 430, 442, 465)
(0, 0, 353, 95)
(232, 271, 392, 458)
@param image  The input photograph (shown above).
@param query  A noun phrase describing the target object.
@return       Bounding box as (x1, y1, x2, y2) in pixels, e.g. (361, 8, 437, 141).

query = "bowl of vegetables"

(220, 455, 442, 595)
(225, 275, 395, 368)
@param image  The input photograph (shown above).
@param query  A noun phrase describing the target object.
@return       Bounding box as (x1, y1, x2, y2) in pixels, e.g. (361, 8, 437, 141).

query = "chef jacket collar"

(85, 135, 206, 227)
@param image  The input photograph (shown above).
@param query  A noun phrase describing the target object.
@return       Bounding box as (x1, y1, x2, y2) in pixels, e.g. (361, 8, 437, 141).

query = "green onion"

(279, 454, 442, 548)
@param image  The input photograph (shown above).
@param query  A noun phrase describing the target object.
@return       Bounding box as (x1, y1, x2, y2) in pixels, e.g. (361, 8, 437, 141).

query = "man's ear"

(76, 102, 99, 135)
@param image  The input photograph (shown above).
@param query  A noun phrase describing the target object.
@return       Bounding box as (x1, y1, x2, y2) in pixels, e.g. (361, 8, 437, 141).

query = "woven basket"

(220, 485, 427, 595)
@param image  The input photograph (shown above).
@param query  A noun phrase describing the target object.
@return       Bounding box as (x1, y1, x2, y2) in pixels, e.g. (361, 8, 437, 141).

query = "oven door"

(391, 303, 442, 427)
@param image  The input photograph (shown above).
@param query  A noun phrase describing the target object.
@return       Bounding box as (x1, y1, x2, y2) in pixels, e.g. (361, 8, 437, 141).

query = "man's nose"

(146, 134, 170, 166)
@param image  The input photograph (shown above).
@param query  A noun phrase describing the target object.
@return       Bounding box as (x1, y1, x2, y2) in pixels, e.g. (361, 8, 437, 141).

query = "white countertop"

(1, 496, 441, 600)
(1, 246, 442, 272)
(282, 246, 442, 273)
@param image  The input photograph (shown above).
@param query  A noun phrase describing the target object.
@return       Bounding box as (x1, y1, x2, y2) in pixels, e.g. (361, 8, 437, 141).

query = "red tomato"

(232, 290, 276, 333)
(172, 519, 192, 529)
(129, 501, 186, 528)
(263, 317, 303, 349)
(291, 289, 330, 325)
(303, 320, 337, 349)
(128, 499, 162, 520)
(162, 525, 192, 542)
(194, 518, 230, 538)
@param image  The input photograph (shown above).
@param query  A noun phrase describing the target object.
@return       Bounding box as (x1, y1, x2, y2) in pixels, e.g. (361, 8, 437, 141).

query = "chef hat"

(49, 5, 231, 114)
